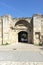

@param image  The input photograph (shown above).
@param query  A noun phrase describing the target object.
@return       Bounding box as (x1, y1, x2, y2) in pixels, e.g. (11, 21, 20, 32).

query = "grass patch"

(34, 44, 39, 46)
(34, 43, 43, 46)
(2, 43, 9, 46)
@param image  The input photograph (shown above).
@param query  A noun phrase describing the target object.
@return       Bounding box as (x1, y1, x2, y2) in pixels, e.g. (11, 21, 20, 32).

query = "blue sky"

(0, 0, 43, 18)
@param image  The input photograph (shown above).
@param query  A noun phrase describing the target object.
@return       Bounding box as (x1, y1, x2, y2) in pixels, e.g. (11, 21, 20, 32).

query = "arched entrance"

(14, 19, 32, 43)
(18, 31, 28, 43)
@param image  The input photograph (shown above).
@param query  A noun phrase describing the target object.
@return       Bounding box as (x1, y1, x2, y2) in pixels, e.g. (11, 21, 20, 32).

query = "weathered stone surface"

(0, 14, 43, 45)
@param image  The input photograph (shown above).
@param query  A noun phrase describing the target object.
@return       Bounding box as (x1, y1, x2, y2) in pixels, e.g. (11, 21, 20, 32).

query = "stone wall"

(0, 17, 2, 45)
(0, 14, 43, 45)
(33, 14, 43, 45)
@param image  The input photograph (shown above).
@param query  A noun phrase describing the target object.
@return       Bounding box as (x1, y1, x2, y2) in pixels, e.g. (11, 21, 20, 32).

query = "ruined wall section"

(2, 15, 14, 44)
(33, 14, 41, 45)
(0, 17, 3, 45)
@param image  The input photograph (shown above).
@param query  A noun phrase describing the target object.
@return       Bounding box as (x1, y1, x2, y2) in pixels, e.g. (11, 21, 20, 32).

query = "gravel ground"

(0, 51, 43, 62)
(0, 43, 43, 63)
(0, 62, 43, 65)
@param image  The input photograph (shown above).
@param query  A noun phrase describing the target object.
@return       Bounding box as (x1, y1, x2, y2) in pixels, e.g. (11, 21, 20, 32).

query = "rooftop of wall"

(0, 14, 32, 20)
(33, 14, 43, 17)
(0, 14, 12, 18)
(0, 14, 43, 19)
(13, 17, 32, 20)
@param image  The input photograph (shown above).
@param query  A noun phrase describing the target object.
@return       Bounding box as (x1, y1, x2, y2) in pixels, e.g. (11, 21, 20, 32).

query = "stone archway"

(15, 20, 31, 29)
(18, 31, 28, 43)
(14, 19, 32, 43)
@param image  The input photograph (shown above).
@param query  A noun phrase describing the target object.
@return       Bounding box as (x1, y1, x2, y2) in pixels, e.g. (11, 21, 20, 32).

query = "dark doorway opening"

(18, 31, 28, 43)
